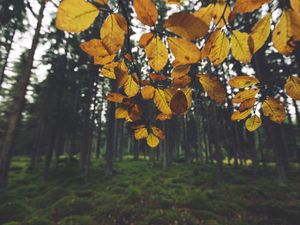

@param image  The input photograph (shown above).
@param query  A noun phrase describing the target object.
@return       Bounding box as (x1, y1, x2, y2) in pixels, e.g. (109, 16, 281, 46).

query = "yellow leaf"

(139, 32, 154, 48)
(272, 10, 295, 55)
(228, 76, 260, 88)
(232, 88, 260, 104)
(199, 74, 226, 104)
(133, 0, 158, 26)
(164, 12, 209, 41)
(288, 9, 300, 41)
(141, 85, 155, 100)
(147, 134, 160, 148)
(211, 2, 231, 28)
(94, 54, 116, 65)
(168, 37, 200, 67)
(101, 62, 118, 79)
(151, 126, 165, 139)
(193, 4, 214, 26)
(249, 14, 271, 53)
(56, 0, 99, 33)
(145, 36, 168, 71)
(199, 29, 220, 60)
(134, 128, 148, 140)
(156, 113, 172, 121)
(231, 30, 252, 64)
(233, 0, 271, 14)
(208, 31, 230, 65)
(231, 108, 253, 121)
(171, 65, 190, 79)
(291, 0, 300, 12)
(100, 14, 127, 54)
(285, 75, 300, 100)
(154, 89, 172, 115)
(262, 98, 286, 123)
(170, 90, 189, 115)
(124, 76, 139, 97)
(115, 107, 129, 119)
(80, 39, 115, 65)
(245, 115, 262, 132)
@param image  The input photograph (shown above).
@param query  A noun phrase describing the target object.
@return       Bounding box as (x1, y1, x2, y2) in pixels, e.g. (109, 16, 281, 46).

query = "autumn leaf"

(170, 90, 188, 115)
(164, 12, 209, 41)
(262, 98, 286, 123)
(96, 0, 107, 4)
(115, 107, 129, 119)
(231, 30, 252, 64)
(193, 4, 214, 26)
(231, 108, 252, 121)
(156, 113, 172, 121)
(147, 133, 160, 148)
(133, 0, 158, 26)
(114, 61, 129, 86)
(239, 98, 257, 111)
(56, 0, 100, 33)
(245, 115, 262, 132)
(107, 93, 127, 103)
(141, 85, 155, 100)
(100, 13, 128, 54)
(168, 37, 200, 67)
(249, 13, 271, 53)
(151, 126, 165, 139)
(134, 127, 148, 140)
(124, 76, 139, 97)
(80, 39, 116, 65)
(101, 62, 118, 79)
(211, 2, 231, 28)
(128, 104, 143, 121)
(232, 88, 260, 104)
(171, 65, 191, 79)
(172, 76, 191, 88)
(198, 74, 226, 104)
(154, 88, 172, 115)
(208, 30, 230, 65)
(145, 35, 168, 71)
(272, 10, 295, 55)
(285, 75, 300, 100)
(228, 76, 260, 88)
(139, 32, 154, 48)
(232, 0, 271, 14)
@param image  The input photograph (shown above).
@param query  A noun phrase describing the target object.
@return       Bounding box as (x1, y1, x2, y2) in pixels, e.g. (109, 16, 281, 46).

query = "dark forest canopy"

(0, 2, 300, 223)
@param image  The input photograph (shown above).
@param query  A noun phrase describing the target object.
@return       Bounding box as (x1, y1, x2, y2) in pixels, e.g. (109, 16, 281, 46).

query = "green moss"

(145, 208, 199, 225)
(50, 195, 94, 219)
(23, 217, 53, 225)
(0, 200, 32, 224)
(58, 215, 96, 225)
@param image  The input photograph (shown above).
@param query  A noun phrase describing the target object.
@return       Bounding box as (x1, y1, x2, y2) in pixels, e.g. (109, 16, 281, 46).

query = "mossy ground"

(1, 156, 300, 225)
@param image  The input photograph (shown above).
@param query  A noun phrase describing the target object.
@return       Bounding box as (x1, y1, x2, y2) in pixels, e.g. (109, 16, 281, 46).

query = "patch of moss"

(0, 200, 32, 224)
(58, 215, 96, 225)
(23, 217, 53, 225)
(50, 195, 94, 219)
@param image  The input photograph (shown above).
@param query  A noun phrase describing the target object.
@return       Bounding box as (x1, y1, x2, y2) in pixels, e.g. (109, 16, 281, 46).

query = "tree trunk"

(0, 2, 46, 188)
(0, 29, 16, 89)
(105, 80, 117, 174)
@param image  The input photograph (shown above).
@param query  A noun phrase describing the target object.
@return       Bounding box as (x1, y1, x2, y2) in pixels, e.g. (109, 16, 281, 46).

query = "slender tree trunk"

(0, 2, 46, 188)
(105, 80, 117, 174)
(0, 29, 16, 89)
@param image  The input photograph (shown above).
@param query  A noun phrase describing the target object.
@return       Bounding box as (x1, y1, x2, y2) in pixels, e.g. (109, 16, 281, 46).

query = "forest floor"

(0, 157, 300, 225)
